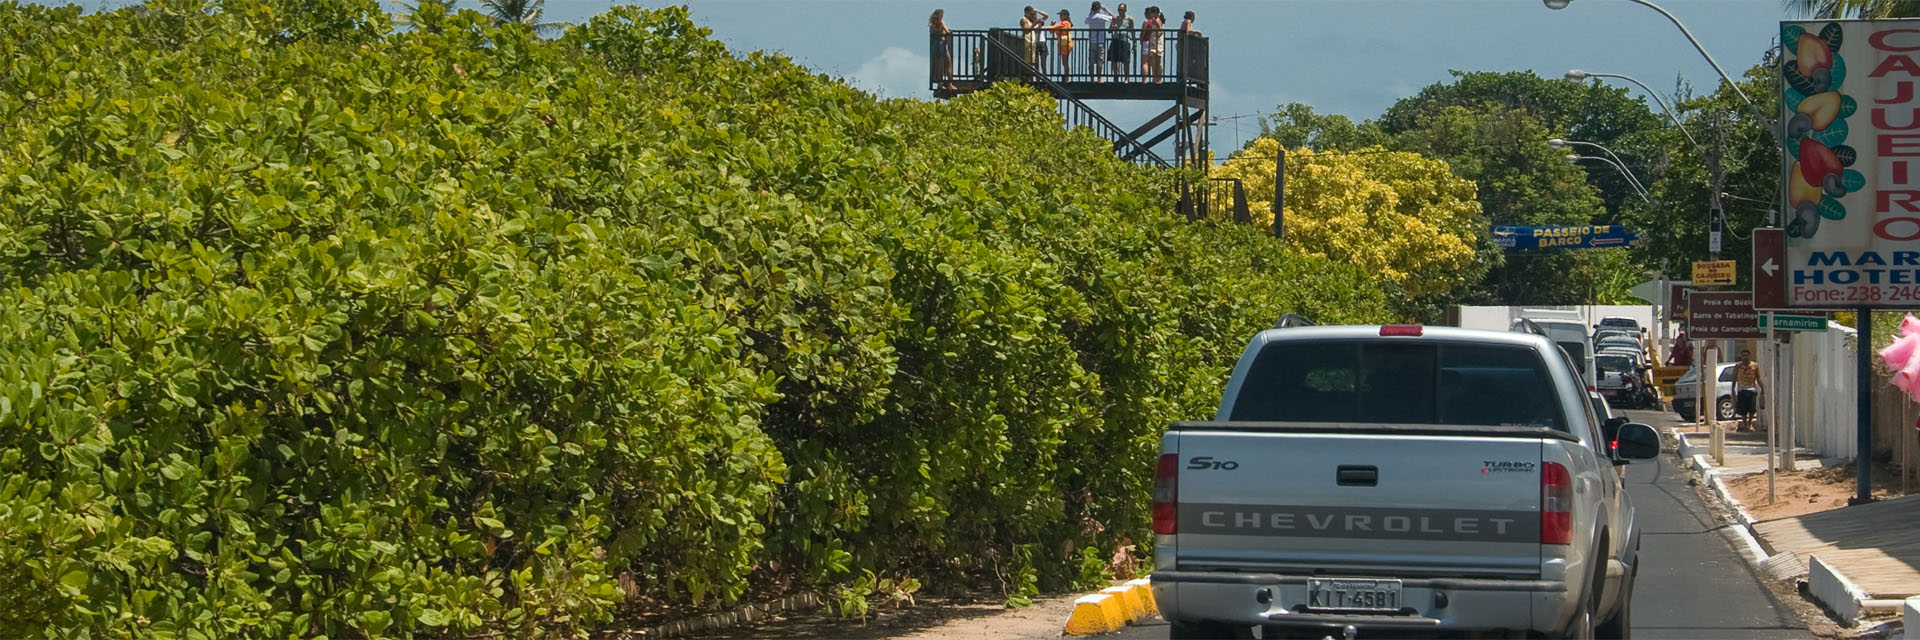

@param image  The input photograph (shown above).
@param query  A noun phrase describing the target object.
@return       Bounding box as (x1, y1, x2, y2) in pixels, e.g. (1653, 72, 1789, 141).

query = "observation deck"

(929, 27, 1211, 169)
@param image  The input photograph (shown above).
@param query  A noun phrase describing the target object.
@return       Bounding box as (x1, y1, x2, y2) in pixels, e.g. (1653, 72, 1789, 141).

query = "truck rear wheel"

(1597, 564, 1634, 639)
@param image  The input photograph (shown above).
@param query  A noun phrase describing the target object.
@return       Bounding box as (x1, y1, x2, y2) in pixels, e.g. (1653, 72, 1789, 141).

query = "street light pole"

(1546, 0, 1768, 123)
(1565, 70, 1704, 154)
(1551, 138, 1650, 197)
(1566, 154, 1653, 203)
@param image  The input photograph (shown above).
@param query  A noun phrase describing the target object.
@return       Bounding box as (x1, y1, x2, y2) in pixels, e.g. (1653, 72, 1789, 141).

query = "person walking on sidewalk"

(1733, 350, 1762, 432)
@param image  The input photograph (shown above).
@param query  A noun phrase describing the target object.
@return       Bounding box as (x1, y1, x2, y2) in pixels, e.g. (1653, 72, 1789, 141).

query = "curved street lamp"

(1544, 0, 1764, 122)
(1564, 69, 1704, 154)
(1565, 154, 1653, 203)
(1550, 138, 1649, 196)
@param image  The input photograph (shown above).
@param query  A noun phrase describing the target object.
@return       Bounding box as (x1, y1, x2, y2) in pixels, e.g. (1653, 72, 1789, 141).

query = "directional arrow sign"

(1753, 228, 1787, 310)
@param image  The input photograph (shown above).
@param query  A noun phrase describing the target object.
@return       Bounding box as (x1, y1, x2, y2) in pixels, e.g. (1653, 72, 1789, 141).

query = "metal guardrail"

(933, 28, 1207, 88)
(1180, 177, 1249, 223)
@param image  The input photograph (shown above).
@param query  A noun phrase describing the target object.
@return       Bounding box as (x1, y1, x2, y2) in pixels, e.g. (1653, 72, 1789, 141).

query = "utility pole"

(1705, 113, 1728, 262)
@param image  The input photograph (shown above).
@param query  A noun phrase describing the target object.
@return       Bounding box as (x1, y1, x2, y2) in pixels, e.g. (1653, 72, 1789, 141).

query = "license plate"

(1306, 578, 1403, 612)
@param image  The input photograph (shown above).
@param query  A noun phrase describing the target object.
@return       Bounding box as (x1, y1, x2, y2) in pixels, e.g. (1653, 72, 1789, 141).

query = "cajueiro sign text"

(1782, 20, 1920, 307)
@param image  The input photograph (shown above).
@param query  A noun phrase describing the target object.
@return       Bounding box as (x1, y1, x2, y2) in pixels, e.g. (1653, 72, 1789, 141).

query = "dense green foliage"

(1254, 71, 1672, 306)
(0, 1, 1389, 636)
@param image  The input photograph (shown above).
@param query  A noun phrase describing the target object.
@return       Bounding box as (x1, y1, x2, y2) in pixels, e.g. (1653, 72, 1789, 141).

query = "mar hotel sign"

(1780, 19, 1920, 308)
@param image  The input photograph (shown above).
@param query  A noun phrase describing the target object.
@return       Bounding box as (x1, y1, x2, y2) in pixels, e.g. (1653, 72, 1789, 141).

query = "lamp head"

(1548, 138, 1569, 149)
(1564, 69, 1589, 82)
(1565, 154, 1582, 163)
(1544, 0, 1572, 9)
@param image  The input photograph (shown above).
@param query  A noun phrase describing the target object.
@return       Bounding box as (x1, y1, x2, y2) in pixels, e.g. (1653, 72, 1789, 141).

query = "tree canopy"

(1214, 139, 1484, 320)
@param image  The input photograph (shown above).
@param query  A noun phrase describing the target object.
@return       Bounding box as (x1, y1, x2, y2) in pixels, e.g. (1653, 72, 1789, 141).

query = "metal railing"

(962, 31, 1171, 168)
(1179, 177, 1249, 223)
(931, 28, 1207, 89)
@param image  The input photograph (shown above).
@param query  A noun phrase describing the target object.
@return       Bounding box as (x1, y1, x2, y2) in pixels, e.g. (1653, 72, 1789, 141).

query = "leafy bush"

(0, 1, 1389, 636)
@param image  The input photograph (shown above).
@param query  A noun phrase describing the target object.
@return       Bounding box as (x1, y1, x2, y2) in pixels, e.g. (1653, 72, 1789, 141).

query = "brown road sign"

(1687, 290, 1763, 339)
(1668, 283, 1697, 322)
(1754, 228, 1787, 310)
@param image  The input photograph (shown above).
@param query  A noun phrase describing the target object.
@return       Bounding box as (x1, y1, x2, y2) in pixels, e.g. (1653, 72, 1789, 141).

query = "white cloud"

(849, 47, 930, 100)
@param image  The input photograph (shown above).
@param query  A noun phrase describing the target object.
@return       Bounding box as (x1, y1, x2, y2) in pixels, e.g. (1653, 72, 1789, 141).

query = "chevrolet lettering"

(1150, 323, 1661, 638)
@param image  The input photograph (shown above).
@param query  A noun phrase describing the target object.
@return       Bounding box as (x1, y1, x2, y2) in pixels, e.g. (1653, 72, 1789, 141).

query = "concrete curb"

(1671, 430, 1769, 565)
(1673, 428, 1892, 628)
(1811, 555, 1870, 625)
(1064, 578, 1157, 635)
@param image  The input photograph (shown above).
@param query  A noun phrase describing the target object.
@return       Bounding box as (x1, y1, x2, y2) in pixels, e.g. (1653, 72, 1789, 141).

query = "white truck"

(1149, 323, 1660, 639)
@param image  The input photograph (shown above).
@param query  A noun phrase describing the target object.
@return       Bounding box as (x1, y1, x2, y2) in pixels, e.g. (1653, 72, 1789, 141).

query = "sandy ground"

(1726, 461, 1912, 521)
(673, 590, 1086, 640)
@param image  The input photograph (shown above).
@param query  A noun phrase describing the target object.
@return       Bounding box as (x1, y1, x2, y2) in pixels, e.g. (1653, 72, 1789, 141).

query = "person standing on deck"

(1084, 2, 1111, 81)
(1107, 3, 1134, 79)
(1051, 10, 1075, 80)
(930, 9, 954, 91)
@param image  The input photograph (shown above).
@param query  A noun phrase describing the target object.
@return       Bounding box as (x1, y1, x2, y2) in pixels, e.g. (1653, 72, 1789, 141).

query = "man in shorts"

(1084, 2, 1111, 80)
(1733, 350, 1762, 432)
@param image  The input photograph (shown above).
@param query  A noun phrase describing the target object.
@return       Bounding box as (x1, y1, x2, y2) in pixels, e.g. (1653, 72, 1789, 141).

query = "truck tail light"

(1541, 461, 1573, 545)
(1379, 324, 1423, 336)
(1153, 453, 1179, 534)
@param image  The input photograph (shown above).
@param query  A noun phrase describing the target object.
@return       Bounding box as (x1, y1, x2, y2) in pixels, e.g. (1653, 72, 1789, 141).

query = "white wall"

(1791, 322, 1857, 460)
(1450, 305, 1673, 336)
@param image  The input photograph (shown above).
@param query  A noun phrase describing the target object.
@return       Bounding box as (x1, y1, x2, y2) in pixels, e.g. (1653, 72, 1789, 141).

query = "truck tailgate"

(1172, 428, 1546, 578)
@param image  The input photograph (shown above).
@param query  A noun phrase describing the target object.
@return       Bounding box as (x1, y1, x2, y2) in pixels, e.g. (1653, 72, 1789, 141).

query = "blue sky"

(54, 0, 1791, 153)
(649, 0, 1789, 152)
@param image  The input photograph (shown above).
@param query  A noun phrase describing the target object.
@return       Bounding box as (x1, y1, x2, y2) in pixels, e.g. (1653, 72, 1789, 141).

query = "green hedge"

(0, 1, 1390, 636)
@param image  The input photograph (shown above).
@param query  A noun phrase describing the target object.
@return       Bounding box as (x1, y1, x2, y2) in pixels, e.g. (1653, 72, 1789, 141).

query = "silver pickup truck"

(1150, 324, 1661, 639)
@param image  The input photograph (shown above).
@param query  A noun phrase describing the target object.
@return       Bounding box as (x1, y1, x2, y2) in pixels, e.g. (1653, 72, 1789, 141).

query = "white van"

(1513, 317, 1597, 391)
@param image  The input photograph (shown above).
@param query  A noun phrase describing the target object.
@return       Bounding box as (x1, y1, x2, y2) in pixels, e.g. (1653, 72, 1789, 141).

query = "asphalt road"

(1112, 409, 1812, 639)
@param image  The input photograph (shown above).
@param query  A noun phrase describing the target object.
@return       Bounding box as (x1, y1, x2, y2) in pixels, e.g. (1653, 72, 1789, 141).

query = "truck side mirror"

(1612, 423, 1660, 461)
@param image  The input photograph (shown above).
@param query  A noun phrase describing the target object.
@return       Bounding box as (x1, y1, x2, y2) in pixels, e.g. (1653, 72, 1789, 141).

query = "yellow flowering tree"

(1213, 138, 1487, 320)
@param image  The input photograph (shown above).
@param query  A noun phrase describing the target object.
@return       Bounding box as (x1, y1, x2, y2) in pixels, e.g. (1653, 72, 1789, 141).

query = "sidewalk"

(1671, 422, 1838, 475)
(1675, 425, 1920, 623)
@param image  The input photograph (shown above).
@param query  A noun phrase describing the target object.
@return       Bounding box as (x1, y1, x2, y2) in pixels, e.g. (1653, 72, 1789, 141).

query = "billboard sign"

(1692, 260, 1737, 285)
(1780, 20, 1920, 308)
(1491, 225, 1637, 250)
(1687, 291, 1765, 339)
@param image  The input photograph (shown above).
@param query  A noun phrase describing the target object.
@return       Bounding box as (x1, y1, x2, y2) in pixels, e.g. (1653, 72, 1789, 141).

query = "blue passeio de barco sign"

(1492, 225, 1638, 250)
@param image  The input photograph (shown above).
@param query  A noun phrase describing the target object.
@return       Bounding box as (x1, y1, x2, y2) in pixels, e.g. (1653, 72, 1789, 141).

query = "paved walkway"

(1753, 494, 1920, 598)
(1675, 423, 1920, 598)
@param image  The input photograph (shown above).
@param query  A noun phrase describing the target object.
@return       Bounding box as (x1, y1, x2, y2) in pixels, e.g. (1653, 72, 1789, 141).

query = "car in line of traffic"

(1151, 318, 1659, 639)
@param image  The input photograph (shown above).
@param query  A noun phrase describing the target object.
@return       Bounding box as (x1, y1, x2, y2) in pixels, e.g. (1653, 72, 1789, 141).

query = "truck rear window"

(1228, 341, 1566, 430)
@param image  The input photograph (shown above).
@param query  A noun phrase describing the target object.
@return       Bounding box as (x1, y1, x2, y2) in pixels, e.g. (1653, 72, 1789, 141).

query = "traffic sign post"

(1757, 314, 1828, 332)
(1754, 228, 1787, 309)
(1686, 291, 1763, 339)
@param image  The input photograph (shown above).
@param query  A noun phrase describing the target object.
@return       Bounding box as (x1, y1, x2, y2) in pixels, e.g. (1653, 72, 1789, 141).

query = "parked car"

(1151, 323, 1659, 638)
(1595, 335, 1644, 354)
(1595, 353, 1658, 409)
(1596, 316, 1641, 331)
(1596, 345, 1643, 359)
(1591, 327, 1639, 345)
(1513, 318, 1596, 390)
(1671, 363, 1736, 421)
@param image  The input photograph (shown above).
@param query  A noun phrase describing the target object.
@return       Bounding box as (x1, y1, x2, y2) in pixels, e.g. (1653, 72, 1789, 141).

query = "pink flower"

(1880, 313, 1920, 400)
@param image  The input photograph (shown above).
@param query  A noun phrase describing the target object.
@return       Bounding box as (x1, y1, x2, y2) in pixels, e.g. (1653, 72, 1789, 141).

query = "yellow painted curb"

(1063, 580, 1160, 635)
(1101, 586, 1145, 621)
(1125, 578, 1157, 613)
(1063, 593, 1127, 635)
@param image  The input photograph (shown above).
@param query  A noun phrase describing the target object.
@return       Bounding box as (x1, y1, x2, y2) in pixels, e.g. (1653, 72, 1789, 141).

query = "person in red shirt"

(1667, 331, 1692, 366)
